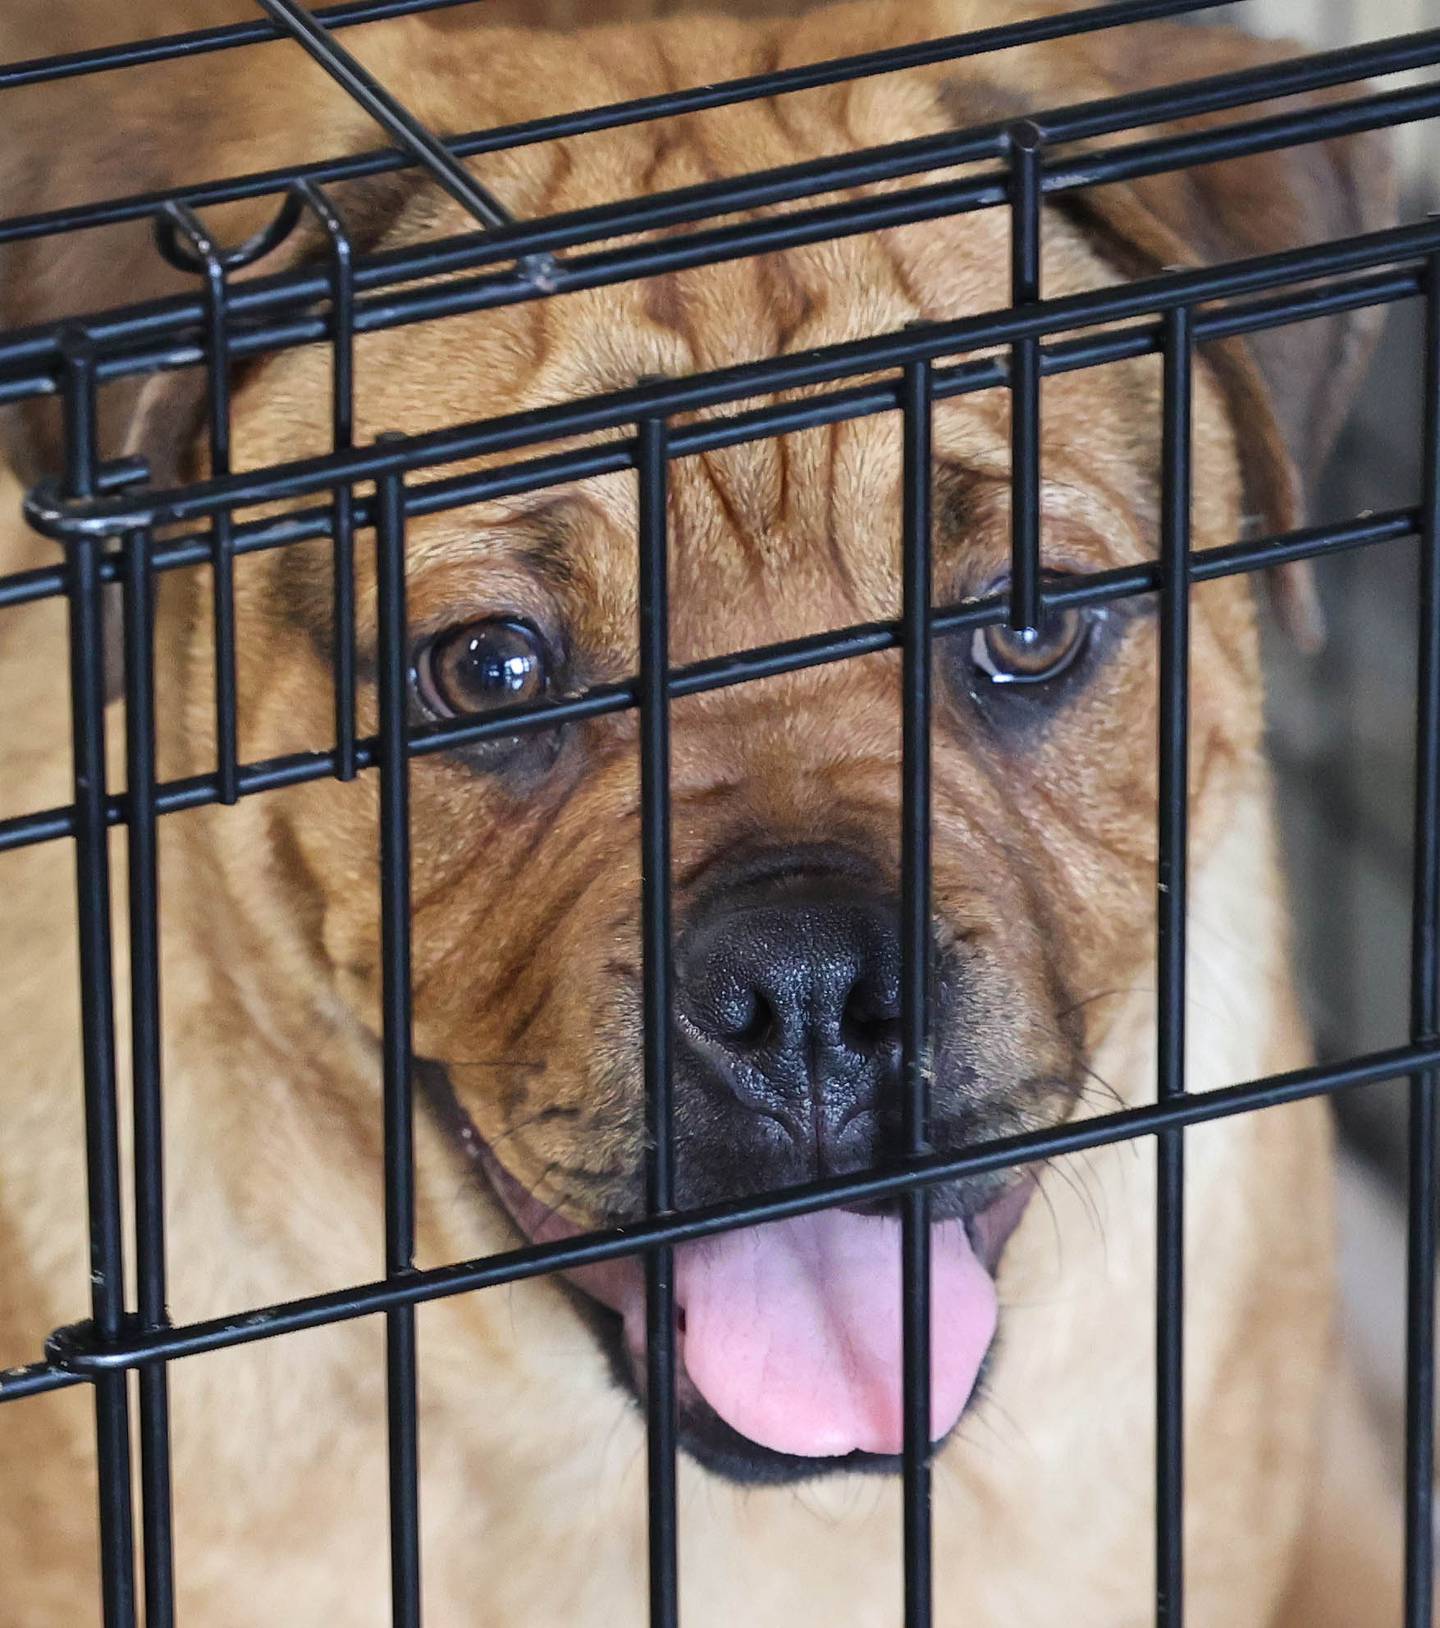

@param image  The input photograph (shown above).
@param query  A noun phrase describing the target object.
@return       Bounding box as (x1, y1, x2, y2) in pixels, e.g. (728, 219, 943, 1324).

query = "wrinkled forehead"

(237, 131, 1178, 654)
(374, 379, 1160, 679)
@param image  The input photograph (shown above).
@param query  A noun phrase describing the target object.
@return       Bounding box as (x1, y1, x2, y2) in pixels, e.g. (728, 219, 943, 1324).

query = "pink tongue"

(669, 1209, 997, 1458)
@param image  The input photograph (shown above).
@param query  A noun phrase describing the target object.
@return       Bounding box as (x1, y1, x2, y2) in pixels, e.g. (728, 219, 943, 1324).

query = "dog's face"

(56, 3, 1381, 1483)
(215, 299, 1202, 1480)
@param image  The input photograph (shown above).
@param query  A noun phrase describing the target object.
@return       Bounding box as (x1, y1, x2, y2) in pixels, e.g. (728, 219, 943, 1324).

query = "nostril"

(839, 981, 901, 1055)
(679, 880, 906, 1075)
(714, 986, 779, 1052)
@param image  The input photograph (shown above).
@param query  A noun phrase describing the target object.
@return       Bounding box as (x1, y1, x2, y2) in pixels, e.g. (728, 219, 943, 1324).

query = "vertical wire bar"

(200, 255, 239, 806)
(638, 416, 679, 1628)
(1008, 121, 1044, 636)
(376, 460, 422, 1627)
(60, 330, 138, 1628)
(295, 181, 359, 782)
(1155, 305, 1192, 1628)
(124, 523, 176, 1628)
(1405, 252, 1440, 1628)
(899, 358, 935, 1628)
(160, 205, 241, 807)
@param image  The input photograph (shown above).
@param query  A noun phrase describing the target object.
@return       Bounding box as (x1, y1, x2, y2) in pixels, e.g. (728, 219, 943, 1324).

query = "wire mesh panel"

(0, 2, 1437, 1626)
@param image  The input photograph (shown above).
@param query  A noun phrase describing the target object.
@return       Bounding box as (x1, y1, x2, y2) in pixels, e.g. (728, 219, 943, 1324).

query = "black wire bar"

(1, 7, 1436, 1626)
(58, 334, 138, 1627)
(637, 415, 679, 1628)
(1155, 304, 1193, 1628)
(10, 1037, 1440, 1403)
(122, 519, 175, 1628)
(1405, 252, 1440, 1628)
(5, 43, 1440, 393)
(899, 356, 936, 1628)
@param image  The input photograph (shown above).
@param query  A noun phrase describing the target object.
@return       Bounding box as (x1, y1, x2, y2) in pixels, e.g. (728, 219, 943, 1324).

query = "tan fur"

(0, 2, 1399, 1622)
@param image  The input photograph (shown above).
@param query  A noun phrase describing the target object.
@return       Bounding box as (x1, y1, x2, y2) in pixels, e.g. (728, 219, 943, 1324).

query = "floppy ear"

(1049, 19, 1397, 647)
(0, 183, 413, 489)
(0, 22, 418, 693)
(0, 0, 459, 492)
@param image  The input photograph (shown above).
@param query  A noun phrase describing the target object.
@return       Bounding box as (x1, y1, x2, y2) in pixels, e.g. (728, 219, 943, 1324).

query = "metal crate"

(0, 2, 1437, 1624)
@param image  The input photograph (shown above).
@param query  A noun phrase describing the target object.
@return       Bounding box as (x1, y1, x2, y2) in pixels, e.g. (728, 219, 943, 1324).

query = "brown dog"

(0, 1, 1405, 1622)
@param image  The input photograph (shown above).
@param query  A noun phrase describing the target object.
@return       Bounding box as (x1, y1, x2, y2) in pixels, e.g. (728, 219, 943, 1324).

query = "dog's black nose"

(678, 887, 901, 1170)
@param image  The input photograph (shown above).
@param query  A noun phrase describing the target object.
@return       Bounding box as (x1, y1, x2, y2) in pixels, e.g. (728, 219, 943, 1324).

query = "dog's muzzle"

(428, 845, 1033, 1479)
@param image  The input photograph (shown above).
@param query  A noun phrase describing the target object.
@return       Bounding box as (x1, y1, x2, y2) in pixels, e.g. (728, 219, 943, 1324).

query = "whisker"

(1074, 1056, 1126, 1112)
(1041, 1157, 1109, 1263)
(471, 1103, 587, 1162)
(1053, 986, 1152, 1023)
(1032, 1175, 1065, 1274)
(949, 1381, 1031, 1463)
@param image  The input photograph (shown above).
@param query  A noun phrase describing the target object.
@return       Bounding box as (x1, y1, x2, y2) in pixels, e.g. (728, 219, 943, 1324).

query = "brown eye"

(971, 607, 1091, 687)
(416, 619, 550, 719)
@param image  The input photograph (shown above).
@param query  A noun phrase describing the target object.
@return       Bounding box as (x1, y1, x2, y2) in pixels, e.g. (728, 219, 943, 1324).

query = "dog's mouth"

(418, 1060, 1032, 1483)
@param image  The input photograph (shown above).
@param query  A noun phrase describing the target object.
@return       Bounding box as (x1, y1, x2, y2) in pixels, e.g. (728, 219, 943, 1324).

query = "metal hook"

(151, 191, 305, 277)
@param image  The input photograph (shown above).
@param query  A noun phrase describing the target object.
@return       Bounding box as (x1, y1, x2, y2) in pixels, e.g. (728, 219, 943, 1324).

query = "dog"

(0, 1, 1405, 1622)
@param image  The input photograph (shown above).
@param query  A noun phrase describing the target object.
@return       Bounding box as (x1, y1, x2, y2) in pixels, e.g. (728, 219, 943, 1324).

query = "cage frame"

(0, 2, 1438, 1626)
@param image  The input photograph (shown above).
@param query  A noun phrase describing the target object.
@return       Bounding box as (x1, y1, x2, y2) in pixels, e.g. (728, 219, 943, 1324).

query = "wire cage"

(0, 1, 1438, 1624)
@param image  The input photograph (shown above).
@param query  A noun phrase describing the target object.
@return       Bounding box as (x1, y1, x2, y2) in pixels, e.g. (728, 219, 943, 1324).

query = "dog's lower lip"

(417, 1054, 1029, 1275)
(416, 1058, 1028, 1241)
(417, 1057, 1033, 1469)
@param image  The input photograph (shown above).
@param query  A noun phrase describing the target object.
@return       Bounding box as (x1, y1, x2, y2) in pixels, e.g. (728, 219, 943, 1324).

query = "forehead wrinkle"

(392, 496, 598, 635)
(825, 412, 899, 616)
(691, 442, 782, 573)
(929, 384, 1156, 572)
(1041, 477, 1149, 565)
(399, 512, 533, 606)
(668, 473, 772, 659)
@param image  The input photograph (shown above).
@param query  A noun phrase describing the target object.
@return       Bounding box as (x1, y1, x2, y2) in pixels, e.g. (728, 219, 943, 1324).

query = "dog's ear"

(0, 11, 435, 490)
(971, 17, 1398, 647)
(0, 178, 411, 698)
(0, 186, 414, 491)
(0, 28, 420, 694)
(1066, 23, 1397, 647)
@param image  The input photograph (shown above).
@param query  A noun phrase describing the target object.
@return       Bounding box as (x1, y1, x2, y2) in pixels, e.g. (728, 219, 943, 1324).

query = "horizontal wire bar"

(0, 0, 1238, 98)
(21, 221, 1440, 539)
(0, 0, 503, 90)
(0, 261, 1422, 618)
(0, 113, 1007, 254)
(4, 13, 1433, 259)
(1039, 25, 1440, 144)
(0, 135, 1421, 428)
(10, 1037, 1439, 1391)
(1051, 76, 1440, 195)
(0, 1360, 77, 1400)
(0, 504, 1418, 856)
(2, 24, 1437, 386)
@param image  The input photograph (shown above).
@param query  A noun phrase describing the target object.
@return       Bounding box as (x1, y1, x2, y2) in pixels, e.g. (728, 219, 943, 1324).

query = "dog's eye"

(969, 608, 1091, 687)
(415, 619, 551, 719)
